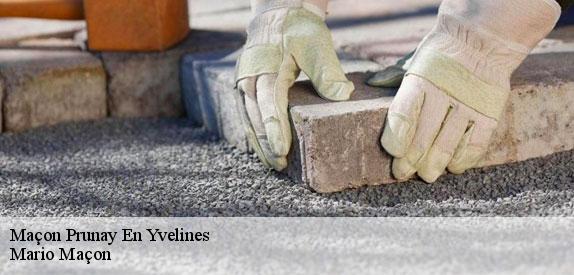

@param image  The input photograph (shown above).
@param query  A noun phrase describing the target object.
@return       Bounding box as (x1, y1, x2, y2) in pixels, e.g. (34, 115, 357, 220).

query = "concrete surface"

(0, 118, 572, 217)
(101, 30, 244, 118)
(0, 49, 107, 132)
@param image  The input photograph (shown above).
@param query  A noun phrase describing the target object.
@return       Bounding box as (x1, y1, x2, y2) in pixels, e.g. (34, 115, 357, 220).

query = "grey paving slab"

(0, 49, 106, 132)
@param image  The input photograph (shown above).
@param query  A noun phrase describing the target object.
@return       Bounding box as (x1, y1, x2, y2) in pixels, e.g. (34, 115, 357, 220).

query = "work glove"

(379, 0, 561, 183)
(366, 50, 413, 88)
(235, 0, 354, 171)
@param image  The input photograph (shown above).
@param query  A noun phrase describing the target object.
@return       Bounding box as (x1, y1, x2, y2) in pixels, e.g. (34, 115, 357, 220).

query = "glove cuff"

(413, 0, 560, 87)
(406, 0, 561, 120)
(254, 0, 326, 20)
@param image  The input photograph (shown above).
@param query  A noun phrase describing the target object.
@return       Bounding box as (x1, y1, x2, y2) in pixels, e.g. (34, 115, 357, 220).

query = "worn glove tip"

(392, 158, 416, 181)
(320, 81, 355, 102)
(418, 169, 442, 184)
(381, 114, 411, 158)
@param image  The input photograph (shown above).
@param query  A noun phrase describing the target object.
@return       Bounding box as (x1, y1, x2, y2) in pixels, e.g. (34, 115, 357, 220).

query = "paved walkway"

(0, 119, 572, 217)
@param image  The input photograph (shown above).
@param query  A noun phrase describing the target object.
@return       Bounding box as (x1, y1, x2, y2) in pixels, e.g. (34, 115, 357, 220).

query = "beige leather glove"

(235, 0, 354, 170)
(381, 0, 561, 183)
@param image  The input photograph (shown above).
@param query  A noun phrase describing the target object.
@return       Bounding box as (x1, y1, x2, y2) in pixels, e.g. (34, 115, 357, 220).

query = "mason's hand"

(378, 0, 560, 183)
(235, 1, 354, 170)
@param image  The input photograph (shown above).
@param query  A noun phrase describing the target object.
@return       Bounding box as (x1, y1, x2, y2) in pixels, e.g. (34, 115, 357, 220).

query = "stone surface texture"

(102, 30, 244, 119)
(181, 50, 237, 129)
(288, 75, 394, 193)
(0, 50, 106, 133)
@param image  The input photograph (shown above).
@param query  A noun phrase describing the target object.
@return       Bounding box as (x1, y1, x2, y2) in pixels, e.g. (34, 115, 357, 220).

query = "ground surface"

(0, 119, 572, 217)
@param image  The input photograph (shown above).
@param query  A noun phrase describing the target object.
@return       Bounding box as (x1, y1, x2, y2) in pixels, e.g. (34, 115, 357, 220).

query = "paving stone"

(290, 43, 574, 193)
(486, 50, 574, 167)
(181, 50, 383, 151)
(0, 49, 106, 133)
(101, 30, 244, 119)
(181, 49, 237, 128)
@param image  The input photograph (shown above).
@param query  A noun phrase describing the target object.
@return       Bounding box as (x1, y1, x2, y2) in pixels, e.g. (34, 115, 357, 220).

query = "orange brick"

(0, 0, 84, 20)
(84, 0, 190, 51)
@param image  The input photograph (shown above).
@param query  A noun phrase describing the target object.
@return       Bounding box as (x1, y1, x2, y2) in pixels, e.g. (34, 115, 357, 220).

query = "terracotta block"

(84, 0, 190, 51)
(0, 0, 84, 20)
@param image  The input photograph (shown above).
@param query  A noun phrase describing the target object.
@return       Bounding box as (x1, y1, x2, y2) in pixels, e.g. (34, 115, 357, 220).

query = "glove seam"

(407, 49, 509, 120)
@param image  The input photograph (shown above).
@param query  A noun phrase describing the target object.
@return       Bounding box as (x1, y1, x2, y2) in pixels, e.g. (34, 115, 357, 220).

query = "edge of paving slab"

(0, 49, 107, 132)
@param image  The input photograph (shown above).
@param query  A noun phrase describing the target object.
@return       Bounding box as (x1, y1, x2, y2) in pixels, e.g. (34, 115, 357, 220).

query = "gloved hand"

(366, 50, 413, 88)
(380, 0, 561, 183)
(235, 0, 354, 171)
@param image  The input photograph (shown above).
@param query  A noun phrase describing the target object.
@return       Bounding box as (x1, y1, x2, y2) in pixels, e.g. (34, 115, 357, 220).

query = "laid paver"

(102, 30, 244, 118)
(181, 49, 238, 128)
(0, 49, 106, 132)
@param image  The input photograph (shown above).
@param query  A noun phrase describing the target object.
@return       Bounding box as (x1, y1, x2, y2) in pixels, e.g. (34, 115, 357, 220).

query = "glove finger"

(238, 78, 288, 170)
(366, 66, 406, 88)
(366, 50, 414, 88)
(447, 116, 498, 174)
(381, 75, 425, 158)
(245, 93, 288, 170)
(290, 34, 354, 101)
(238, 77, 257, 99)
(391, 78, 451, 180)
(256, 71, 295, 159)
(416, 105, 470, 183)
(298, 52, 354, 101)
